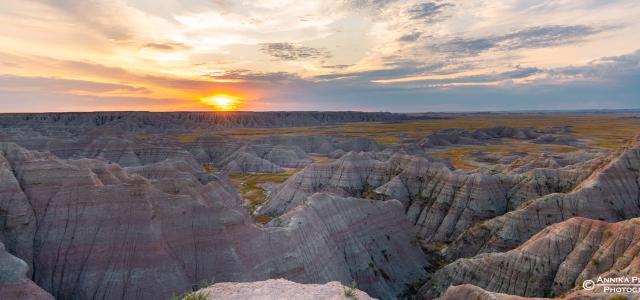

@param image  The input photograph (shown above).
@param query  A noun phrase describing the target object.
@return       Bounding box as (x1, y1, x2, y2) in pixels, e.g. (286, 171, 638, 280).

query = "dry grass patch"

(176, 134, 198, 144)
(176, 114, 640, 151)
(254, 215, 273, 224)
(229, 171, 298, 211)
(432, 139, 580, 170)
(309, 155, 336, 164)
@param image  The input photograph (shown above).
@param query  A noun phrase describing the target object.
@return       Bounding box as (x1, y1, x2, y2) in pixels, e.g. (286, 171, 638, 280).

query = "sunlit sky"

(1, 0, 639, 112)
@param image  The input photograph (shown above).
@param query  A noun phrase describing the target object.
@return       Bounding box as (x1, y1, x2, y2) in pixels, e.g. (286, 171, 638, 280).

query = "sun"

(200, 94, 241, 111)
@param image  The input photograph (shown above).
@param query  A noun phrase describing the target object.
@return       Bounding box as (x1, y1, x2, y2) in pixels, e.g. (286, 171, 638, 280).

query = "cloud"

(32, 0, 144, 40)
(41, 57, 241, 92)
(0, 75, 149, 94)
(259, 43, 332, 61)
(544, 49, 640, 82)
(206, 70, 301, 82)
(314, 62, 445, 81)
(347, 0, 399, 10)
(431, 25, 604, 56)
(322, 64, 354, 69)
(0, 89, 194, 112)
(373, 66, 541, 86)
(398, 32, 422, 42)
(141, 42, 190, 51)
(407, 1, 454, 21)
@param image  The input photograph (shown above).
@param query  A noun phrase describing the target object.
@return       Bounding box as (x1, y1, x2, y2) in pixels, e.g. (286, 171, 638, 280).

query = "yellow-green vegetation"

(202, 163, 217, 173)
(309, 155, 336, 164)
(229, 171, 297, 211)
(176, 134, 198, 144)
(361, 186, 385, 200)
(170, 291, 208, 300)
(370, 135, 402, 145)
(211, 113, 640, 149)
(519, 199, 536, 209)
(432, 139, 580, 170)
(182, 291, 208, 300)
(254, 215, 273, 224)
(431, 147, 481, 170)
(431, 242, 449, 251)
(343, 281, 358, 299)
(609, 294, 629, 300)
(132, 132, 149, 142)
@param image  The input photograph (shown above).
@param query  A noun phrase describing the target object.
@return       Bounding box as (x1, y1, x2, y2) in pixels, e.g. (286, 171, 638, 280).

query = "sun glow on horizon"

(200, 94, 242, 111)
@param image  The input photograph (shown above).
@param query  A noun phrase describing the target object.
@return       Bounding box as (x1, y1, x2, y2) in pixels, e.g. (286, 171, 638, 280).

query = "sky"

(0, 0, 639, 112)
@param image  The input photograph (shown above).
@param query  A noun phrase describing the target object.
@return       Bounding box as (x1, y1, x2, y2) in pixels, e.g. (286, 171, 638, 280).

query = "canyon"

(0, 111, 639, 299)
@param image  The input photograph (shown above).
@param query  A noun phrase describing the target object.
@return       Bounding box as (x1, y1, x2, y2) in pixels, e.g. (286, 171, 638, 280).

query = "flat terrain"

(211, 113, 640, 169)
(213, 113, 640, 148)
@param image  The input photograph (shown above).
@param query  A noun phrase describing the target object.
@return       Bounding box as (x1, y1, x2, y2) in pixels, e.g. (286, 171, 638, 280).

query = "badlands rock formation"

(420, 217, 640, 298)
(0, 122, 381, 172)
(221, 152, 285, 174)
(376, 155, 601, 242)
(195, 278, 375, 300)
(0, 111, 416, 131)
(260, 148, 601, 244)
(251, 134, 382, 154)
(2, 112, 636, 300)
(0, 143, 427, 299)
(419, 126, 579, 148)
(258, 152, 397, 216)
(0, 242, 53, 300)
(219, 144, 313, 173)
(445, 137, 640, 260)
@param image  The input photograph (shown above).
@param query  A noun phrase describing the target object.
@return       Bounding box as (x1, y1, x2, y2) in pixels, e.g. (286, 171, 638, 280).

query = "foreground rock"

(193, 279, 375, 300)
(0, 143, 427, 299)
(436, 284, 638, 300)
(419, 217, 640, 298)
(436, 284, 542, 300)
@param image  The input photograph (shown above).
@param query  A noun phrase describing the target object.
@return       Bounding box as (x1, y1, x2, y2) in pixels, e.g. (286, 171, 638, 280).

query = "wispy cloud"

(259, 43, 331, 61)
(0, 75, 149, 94)
(398, 32, 422, 42)
(407, 1, 454, 21)
(141, 42, 190, 52)
(431, 25, 604, 56)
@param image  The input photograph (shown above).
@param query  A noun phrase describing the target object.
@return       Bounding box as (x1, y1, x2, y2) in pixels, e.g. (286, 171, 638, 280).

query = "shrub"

(609, 295, 628, 300)
(254, 215, 273, 224)
(183, 291, 208, 300)
(343, 281, 358, 299)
